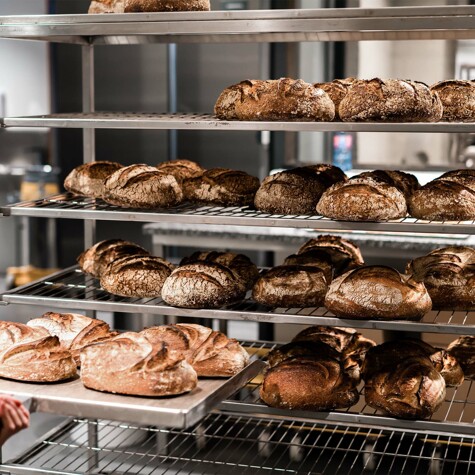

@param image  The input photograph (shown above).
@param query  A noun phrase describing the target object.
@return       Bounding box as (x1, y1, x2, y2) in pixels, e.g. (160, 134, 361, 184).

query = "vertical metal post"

(87, 421, 99, 472)
(167, 43, 178, 162)
(82, 44, 96, 249)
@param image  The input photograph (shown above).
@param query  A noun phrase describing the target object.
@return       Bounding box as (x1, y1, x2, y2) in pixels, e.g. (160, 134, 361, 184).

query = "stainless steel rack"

(2, 266, 475, 336)
(3, 112, 475, 132)
(4, 415, 475, 475)
(4, 193, 475, 235)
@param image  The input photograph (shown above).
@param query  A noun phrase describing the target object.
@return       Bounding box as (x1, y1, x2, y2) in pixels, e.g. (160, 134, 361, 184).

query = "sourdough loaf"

(313, 78, 355, 120)
(215, 78, 335, 121)
(430, 80, 475, 122)
(89, 0, 210, 13)
(80, 332, 197, 396)
(339, 78, 443, 122)
(156, 159, 204, 182)
(325, 265, 432, 320)
(64, 161, 123, 198)
(448, 336, 475, 379)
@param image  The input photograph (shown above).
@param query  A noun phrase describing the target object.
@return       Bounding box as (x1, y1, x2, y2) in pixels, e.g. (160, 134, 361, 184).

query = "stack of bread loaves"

(88, 0, 211, 13)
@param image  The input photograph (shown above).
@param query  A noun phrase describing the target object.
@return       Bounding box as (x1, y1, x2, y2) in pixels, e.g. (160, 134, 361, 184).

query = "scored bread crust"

(339, 78, 443, 122)
(78, 239, 149, 278)
(156, 159, 204, 182)
(430, 80, 475, 122)
(142, 323, 249, 377)
(80, 332, 198, 396)
(183, 168, 260, 207)
(103, 164, 183, 209)
(101, 255, 175, 298)
(89, 0, 210, 13)
(215, 78, 335, 122)
(448, 336, 475, 379)
(324, 265, 432, 320)
(313, 78, 356, 120)
(0, 322, 77, 382)
(64, 161, 123, 198)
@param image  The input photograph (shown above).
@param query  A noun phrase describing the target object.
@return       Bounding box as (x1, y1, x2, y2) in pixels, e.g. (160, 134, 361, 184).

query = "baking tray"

(0, 359, 265, 429)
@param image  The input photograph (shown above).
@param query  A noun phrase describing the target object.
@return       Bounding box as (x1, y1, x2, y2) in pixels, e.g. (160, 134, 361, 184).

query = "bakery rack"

(1, 4, 475, 474)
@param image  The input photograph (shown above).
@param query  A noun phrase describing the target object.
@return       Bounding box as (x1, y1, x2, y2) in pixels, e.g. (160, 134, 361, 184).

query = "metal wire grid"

(6, 414, 475, 475)
(3, 266, 475, 335)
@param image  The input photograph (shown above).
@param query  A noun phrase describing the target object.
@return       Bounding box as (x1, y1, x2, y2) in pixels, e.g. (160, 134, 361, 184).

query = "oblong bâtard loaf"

(0, 322, 77, 382)
(214, 78, 335, 121)
(102, 164, 183, 209)
(339, 78, 443, 122)
(64, 161, 123, 198)
(324, 265, 432, 320)
(430, 80, 475, 122)
(156, 159, 204, 182)
(141, 323, 249, 377)
(447, 336, 475, 379)
(89, 0, 210, 13)
(313, 78, 356, 120)
(77, 239, 149, 278)
(80, 332, 198, 396)
(316, 170, 419, 222)
(254, 164, 347, 215)
(100, 255, 175, 298)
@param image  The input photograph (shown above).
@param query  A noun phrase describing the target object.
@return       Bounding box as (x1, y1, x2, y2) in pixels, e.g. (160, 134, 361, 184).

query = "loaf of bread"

(365, 356, 446, 419)
(89, 0, 210, 13)
(254, 165, 347, 215)
(448, 336, 475, 379)
(180, 251, 259, 290)
(339, 78, 443, 122)
(100, 255, 175, 298)
(183, 168, 260, 207)
(102, 164, 183, 209)
(80, 332, 197, 396)
(297, 235, 364, 275)
(407, 246, 475, 310)
(215, 78, 335, 121)
(362, 339, 464, 387)
(430, 80, 475, 122)
(325, 265, 432, 320)
(260, 356, 359, 411)
(78, 239, 149, 278)
(64, 161, 123, 199)
(156, 159, 204, 182)
(313, 78, 355, 120)
(161, 261, 246, 308)
(27, 312, 115, 366)
(0, 322, 77, 382)
(317, 170, 419, 222)
(141, 323, 249, 377)
(409, 170, 475, 220)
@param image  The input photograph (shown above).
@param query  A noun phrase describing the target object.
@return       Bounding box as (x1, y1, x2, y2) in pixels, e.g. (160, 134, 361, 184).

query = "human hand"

(0, 396, 30, 446)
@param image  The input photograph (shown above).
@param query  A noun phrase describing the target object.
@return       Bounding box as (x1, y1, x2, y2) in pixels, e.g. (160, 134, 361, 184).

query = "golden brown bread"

(215, 78, 335, 121)
(89, 0, 210, 13)
(313, 78, 356, 120)
(430, 80, 475, 122)
(64, 161, 123, 199)
(448, 336, 475, 379)
(27, 312, 115, 366)
(100, 255, 175, 298)
(316, 170, 419, 222)
(77, 239, 149, 278)
(156, 159, 204, 182)
(260, 356, 359, 411)
(364, 356, 446, 419)
(180, 251, 259, 290)
(325, 265, 432, 320)
(103, 164, 183, 209)
(141, 323, 249, 377)
(0, 322, 77, 382)
(254, 165, 347, 215)
(183, 168, 259, 207)
(339, 78, 443, 122)
(80, 332, 197, 396)
(407, 246, 475, 310)
(161, 261, 246, 308)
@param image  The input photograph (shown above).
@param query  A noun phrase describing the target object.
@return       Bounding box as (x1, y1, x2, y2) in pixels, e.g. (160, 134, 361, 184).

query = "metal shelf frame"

(2, 266, 475, 336)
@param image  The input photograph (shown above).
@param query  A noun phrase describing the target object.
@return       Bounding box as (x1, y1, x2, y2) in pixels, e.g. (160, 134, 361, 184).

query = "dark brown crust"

(448, 336, 475, 379)
(324, 265, 432, 320)
(430, 80, 475, 122)
(183, 168, 260, 207)
(214, 78, 335, 122)
(339, 78, 443, 122)
(89, 0, 210, 13)
(313, 78, 356, 120)
(254, 165, 346, 215)
(64, 161, 123, 198)
(156, 159, 204, 182)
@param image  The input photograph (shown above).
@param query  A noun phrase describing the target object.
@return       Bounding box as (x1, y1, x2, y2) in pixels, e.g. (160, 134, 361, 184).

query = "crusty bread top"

(105, 254, 175, 275)
(89, 0, 210, 13)
(437, 169, 475, 192)
(313, 78, 356, 119)
(156, 159, 204, 182)
(430, 80, 475, 121)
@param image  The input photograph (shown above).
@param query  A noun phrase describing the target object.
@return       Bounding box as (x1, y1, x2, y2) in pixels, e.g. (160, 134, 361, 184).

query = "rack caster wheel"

(258, 430, 272, 458)
(195, 424, 207, 451)
(289, 434, 304, 462)
(363, 442, 377, 472)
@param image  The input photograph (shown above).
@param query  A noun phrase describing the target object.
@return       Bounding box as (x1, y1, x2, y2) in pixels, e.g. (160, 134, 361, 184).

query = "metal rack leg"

(88, 420, 99, 472)
(156, 428, 169, 456)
